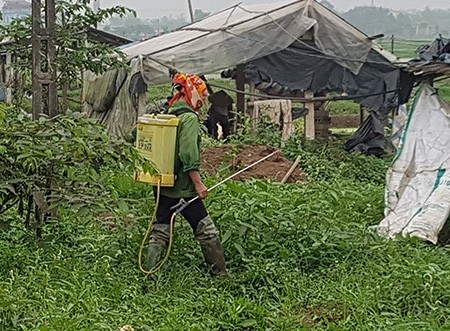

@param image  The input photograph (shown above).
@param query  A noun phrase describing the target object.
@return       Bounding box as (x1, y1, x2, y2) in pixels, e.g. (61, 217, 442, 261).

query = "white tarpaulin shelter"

(121, 0, 378, 83)
(84, 0, 397, 139)
(378, 83, 450, 244)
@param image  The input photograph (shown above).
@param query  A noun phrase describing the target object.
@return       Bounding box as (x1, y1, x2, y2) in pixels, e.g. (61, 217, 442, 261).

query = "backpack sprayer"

(134, 113, 279, 275)
(134, 114, 180, 187)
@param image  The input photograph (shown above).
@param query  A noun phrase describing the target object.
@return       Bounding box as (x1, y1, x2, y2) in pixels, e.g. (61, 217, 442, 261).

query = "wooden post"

(32, 0, 57, 119)
(138, 92, 146, 117)
(248, 81, 256, 131)
(235, 64, 245, 129)
(391, 34, 395, 54)
(281, 155, 301, 184)
(47, 0, 57, 118)
(359, 104, 364, 126)
(5, 51, 12, 103)
(32, 0, 42, 119)
(304, 90, 315, 139)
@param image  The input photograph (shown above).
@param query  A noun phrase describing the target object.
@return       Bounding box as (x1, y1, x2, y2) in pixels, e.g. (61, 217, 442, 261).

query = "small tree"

(0, 106, 155, 236)
(0, 1, 157, 235)
(0, 0, 135, 109)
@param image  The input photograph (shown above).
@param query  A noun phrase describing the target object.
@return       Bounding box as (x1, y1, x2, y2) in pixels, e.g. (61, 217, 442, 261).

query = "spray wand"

(139, 149, 279, 275)
(170, 150, 279, 213)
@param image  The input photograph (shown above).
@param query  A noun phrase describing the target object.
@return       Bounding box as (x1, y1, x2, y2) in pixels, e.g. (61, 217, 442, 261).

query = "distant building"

(1, 0, 31, 24)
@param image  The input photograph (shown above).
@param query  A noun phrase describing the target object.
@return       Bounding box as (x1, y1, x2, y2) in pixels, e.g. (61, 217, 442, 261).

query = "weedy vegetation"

(2, 98, 450, 331)
(2, 1, 450, 329)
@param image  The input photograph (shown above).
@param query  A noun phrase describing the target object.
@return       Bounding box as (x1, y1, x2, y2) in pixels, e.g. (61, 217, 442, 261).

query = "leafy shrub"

(0, 106, 154, 233)
(283, 134, 391, 185)
(227, 113, 284, 147)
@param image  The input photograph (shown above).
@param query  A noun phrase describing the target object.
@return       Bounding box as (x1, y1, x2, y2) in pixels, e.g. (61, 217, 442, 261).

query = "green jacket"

(160, 101, 201, 198)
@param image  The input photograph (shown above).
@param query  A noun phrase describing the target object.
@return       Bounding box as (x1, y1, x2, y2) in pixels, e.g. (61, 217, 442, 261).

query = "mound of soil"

(201, 145, 307, 183)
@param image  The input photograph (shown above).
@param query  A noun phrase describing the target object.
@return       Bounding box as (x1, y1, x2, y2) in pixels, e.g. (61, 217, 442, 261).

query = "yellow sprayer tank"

(134, 114, 179, 186)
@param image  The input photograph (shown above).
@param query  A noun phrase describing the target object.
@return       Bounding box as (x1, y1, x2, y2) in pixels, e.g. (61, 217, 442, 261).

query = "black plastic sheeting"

(344, 112, 385, 156)
(417, 36, 450, 62)
(241, 40, 410, 155)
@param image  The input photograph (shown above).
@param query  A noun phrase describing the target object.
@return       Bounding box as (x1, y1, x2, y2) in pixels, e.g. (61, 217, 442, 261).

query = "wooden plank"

(138, 92, 146, 117)
(304, 90, 315, 139)
(32, 0, 42, 119)
(46, 0, 58, 118)
(235, 63, 245, 127)
(248, 81, 256, 131)
(5, 52, 12, 103)
(281, 155, 301, 184)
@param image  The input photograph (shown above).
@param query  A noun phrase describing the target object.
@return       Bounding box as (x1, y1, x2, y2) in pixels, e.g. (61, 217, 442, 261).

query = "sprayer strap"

(172, 108, 197, 117)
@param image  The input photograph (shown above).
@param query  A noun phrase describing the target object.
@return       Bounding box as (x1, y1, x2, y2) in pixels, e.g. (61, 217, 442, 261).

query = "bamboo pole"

(281, 155, 301, 184)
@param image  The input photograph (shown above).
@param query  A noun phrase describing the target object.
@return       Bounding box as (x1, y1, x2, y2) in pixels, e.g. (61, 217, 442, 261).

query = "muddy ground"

(330, 115, 361, 128)
(201, 144, 307, 183)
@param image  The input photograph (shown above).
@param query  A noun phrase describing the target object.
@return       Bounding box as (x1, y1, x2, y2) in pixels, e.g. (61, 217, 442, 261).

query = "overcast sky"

(101, 0, 450, 19)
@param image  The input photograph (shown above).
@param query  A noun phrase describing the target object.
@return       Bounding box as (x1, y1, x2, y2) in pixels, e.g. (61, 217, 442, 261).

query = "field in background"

(377, 38, 430, 59)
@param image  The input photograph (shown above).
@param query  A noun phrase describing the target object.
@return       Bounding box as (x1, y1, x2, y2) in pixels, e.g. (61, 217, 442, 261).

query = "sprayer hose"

(138, 178, 177, 276)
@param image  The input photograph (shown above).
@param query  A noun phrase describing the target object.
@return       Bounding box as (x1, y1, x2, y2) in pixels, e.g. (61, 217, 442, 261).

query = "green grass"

(4, 65, 447, 330)
(377, 38, 430, 59)
(2, 178, 450, 330)
(330, 128, 358, 135)
(2, 136, 450, 330)
(327, 100, 360, 115)
(436, 79, 450, 104)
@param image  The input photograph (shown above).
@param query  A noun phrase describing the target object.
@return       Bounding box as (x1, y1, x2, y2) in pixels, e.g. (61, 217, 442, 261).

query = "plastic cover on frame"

(378, 83, 450, 244)
(121, 0, 375, 84)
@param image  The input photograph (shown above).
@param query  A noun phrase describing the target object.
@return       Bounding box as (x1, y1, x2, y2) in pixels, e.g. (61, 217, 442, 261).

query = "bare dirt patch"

(331, 115, 361, 128)
(201, 144, 307, 183)
(301, 302, 352, 327)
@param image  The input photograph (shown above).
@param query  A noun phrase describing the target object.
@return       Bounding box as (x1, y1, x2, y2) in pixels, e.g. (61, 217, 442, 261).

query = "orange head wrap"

(168, 73, 209, 111)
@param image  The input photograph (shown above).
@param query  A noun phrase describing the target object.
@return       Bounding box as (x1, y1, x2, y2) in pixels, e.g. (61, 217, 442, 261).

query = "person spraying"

(145, 73, 227, 277)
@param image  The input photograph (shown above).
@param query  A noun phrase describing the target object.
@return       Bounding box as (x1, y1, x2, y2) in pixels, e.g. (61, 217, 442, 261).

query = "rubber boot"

(146, 223, 170, 270)
(195, 216, 227, 276)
